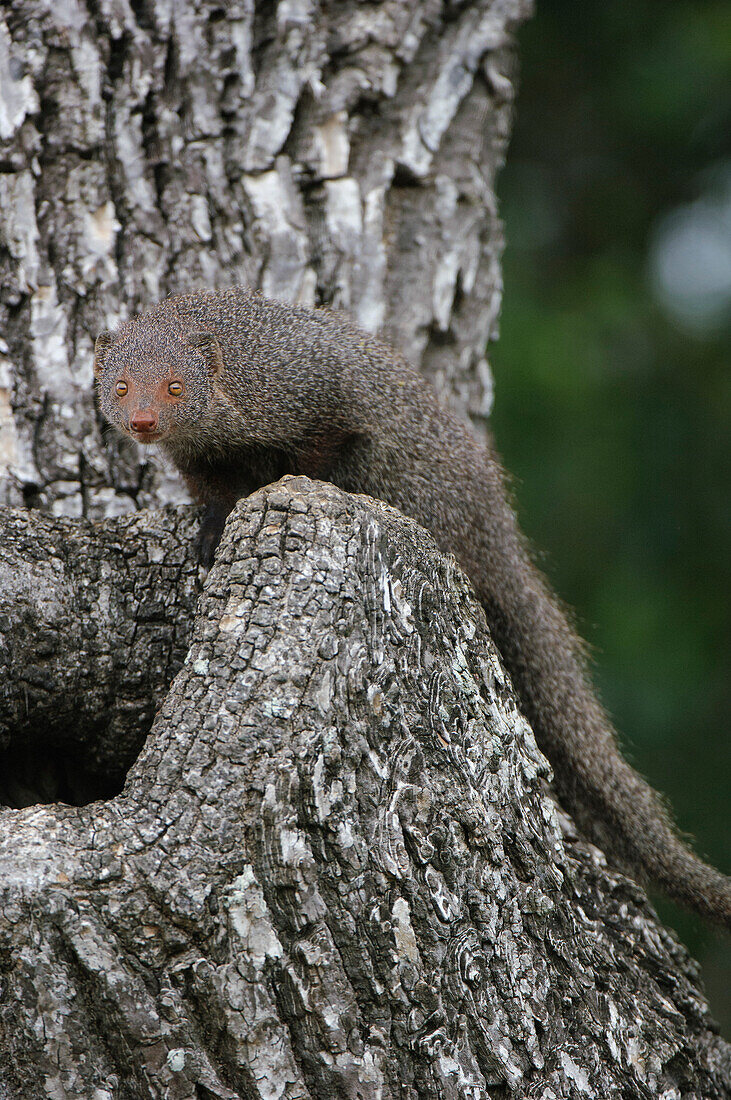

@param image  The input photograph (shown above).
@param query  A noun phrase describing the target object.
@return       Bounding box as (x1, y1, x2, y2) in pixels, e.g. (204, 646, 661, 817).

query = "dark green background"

(492, 1, 730, 1031)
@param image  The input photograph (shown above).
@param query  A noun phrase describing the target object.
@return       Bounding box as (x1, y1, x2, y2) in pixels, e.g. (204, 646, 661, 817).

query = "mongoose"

(95, 285, 731, 928)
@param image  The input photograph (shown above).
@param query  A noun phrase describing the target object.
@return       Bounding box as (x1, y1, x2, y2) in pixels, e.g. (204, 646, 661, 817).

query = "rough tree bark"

(0, 505, 200, 806)
(1, 0, 518, 515)
(2, 480, 730, 1098)
(1, 1, 729, 1096)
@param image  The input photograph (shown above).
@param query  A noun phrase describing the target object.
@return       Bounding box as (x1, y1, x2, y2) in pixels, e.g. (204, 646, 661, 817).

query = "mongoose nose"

(130, 410, 159, 434)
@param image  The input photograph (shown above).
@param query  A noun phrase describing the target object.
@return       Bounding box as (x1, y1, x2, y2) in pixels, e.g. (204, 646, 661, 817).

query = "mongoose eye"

(115, 381, 128, 397)
(168, 381, 184, 397)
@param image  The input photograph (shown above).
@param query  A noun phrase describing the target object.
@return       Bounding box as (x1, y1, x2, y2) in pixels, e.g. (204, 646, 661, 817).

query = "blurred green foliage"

(492, 0, 730, 1029)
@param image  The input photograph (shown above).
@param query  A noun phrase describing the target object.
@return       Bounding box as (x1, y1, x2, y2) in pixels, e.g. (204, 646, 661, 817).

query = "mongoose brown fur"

(95, 285, 731, 928)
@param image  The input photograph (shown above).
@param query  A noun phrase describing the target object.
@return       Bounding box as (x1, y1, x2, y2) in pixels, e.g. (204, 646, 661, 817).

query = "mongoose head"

(94, 325, 223, 446)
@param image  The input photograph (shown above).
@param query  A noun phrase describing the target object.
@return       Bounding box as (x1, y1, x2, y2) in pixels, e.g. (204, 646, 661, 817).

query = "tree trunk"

(1, 0, 520, 516)
(1, 1, 729, 1096)
(1, 480, 729, 1098)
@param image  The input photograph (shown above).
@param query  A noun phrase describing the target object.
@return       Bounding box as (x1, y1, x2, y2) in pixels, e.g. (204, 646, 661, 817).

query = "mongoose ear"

(93, 331, 115, 378)
(187, 332, 224, 378)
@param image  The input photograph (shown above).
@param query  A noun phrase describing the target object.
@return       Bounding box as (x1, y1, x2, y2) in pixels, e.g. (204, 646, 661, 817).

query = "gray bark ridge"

(0, 478, 728, 1099)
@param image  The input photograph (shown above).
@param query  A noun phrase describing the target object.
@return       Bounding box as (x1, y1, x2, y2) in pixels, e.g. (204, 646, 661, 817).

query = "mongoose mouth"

(129, 429, 164, 444)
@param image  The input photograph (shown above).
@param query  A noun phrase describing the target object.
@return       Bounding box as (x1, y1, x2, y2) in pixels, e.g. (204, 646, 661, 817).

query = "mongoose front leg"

(197, 498, 234, 567)
(182, 473, 244, 567)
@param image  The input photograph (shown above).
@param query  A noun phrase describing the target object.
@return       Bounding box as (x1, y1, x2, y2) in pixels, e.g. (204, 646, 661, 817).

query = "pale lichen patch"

(223, 867, 284, 968)
(314, 111, 350, 178)
(391, 896, 420, 966)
